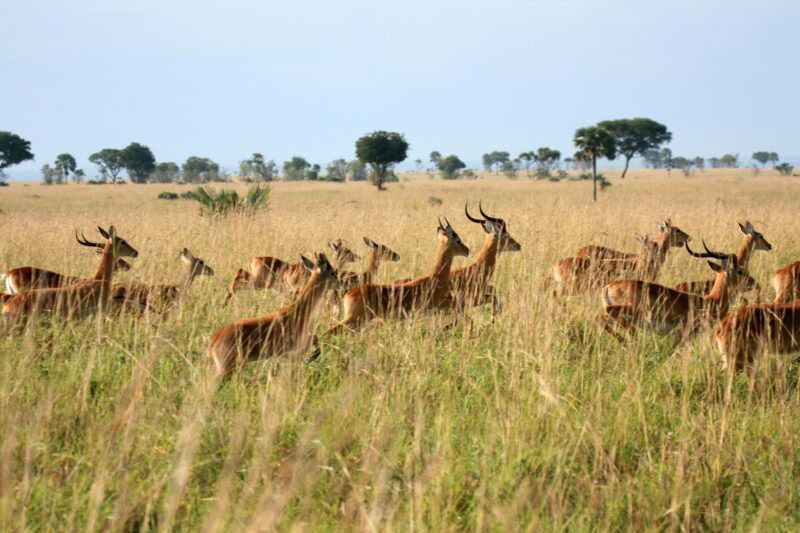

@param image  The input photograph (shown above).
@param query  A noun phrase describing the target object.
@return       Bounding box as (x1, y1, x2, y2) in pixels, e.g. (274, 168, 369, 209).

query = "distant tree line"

(0, 128, 794, 192)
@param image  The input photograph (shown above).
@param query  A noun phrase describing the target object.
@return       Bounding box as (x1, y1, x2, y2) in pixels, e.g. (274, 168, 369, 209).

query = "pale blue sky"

(2, 0, 798, 178)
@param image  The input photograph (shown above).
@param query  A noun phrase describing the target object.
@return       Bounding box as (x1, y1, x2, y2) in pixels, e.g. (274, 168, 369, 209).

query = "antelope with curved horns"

(712, 300, 800, 373)
(326, 218, 470, 335)
(1, 231, 133, 295)
(209, 252, 340, 378)
(111, 248, 214, 313)
(550, 219, 691, 296)
(573, 219, 678, 261)
(600, 241, 750, 341)
(2, 226, 139, 332)
(448, 201, 520, 316)
(224, 240, 359, 303)
(675, 221, 770, 296)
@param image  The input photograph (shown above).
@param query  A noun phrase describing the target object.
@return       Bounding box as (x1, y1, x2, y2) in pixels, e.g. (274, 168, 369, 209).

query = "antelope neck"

(472, 234, 499, 272)
(286, 271, 328, 322)
(737, 235, 754, 269)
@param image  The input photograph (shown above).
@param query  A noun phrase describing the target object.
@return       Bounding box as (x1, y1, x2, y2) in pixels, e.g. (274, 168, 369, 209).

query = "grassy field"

(2, 169, 800, 531)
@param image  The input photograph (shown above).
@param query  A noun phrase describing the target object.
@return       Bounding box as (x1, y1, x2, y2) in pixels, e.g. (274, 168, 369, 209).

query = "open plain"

(2, 170, 800, 530)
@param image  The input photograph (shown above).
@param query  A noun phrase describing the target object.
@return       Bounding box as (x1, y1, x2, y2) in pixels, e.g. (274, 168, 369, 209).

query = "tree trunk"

(592, 155, 597, 202)
(621, 156, 630, 179)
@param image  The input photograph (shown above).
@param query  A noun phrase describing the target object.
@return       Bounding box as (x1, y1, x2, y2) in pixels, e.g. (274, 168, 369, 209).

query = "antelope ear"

(655, 222, 666, 233)
(481, 221, 494, 235)
(98, 226, 110, 239)
(708, 261, 723, 273)
(745, 221, 755, 234)
(317, 252, 330, 267)
(180, 248, 194, 261)
(738, 222, 747, 235)
(634, 233, 646, 245)
(107, 225, 117, 239)
(327, 240, 339, 252)
(363, 237, 376, 249)
(300, 254, 315, 272)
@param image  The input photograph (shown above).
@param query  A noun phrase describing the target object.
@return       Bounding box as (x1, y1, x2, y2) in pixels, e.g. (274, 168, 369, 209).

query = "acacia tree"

(89, 148, 125, 183)
(533, 147, 561, 178)
(437, 155, 466, 179)
(518, 151, 535, 177)
(242, 153, 277, 181)
(574, 126, 617, 202)
(121, 142, 156, 183)
(598, 118, 671, 179)
(0, 131, 34, 180)
(752, 151, 770, 167)
(355, 131, 409, 190)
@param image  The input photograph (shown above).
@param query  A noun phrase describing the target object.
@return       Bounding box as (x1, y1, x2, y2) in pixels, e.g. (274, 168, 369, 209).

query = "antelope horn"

(443, 216, 453, 229)
(464, 202, 484, 224)
(76, 230, 103, 249)
(478, 201, 502, 224)
(438, 217, 445, 230)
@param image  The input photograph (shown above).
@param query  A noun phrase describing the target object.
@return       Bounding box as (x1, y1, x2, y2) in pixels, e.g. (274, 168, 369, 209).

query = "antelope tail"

(0, 274, 12, 295)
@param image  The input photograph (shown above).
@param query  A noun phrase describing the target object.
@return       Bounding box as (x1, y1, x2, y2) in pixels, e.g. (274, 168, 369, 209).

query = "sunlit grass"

(2, 169, 800, 530)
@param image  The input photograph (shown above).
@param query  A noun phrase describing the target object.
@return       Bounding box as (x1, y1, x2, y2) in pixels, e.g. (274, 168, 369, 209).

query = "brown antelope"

(326, 218, 470, 335)
(712, 302, 800, 372)
(2, 226, 138, 332)
(550, 220, 691, 296)
(225, 240, 358, 302)
(771, 262, 800, 304)
(573, 220, 677, 261)
(1, 231, 133, 295)
(674, 221, 771, 295)
(208, 253, 339, 378)
(600, 242, 749, 341)
(283, 240, 359, 292)
(111, 248, 214, 312)
(449, 202, 521, 316)
(336, 237, 401, 290)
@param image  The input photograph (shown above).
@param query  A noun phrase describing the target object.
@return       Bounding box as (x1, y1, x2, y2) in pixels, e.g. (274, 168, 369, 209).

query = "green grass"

(2, 170, 800, 530)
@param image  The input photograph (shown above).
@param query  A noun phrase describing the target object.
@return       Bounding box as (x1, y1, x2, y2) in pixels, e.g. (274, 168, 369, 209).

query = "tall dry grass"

(2, 169, 800, 530)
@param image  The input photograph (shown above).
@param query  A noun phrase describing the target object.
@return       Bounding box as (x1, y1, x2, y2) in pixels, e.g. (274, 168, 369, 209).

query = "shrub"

(186, 184, 270, 217)
(776, 163, 794, 176)
(158, 191, 179, 200)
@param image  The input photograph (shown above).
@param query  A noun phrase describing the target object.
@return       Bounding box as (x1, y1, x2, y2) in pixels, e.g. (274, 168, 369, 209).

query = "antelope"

(208, 253, 339, 378)
(225, 240, 358, 303)
(449, 202, 521, 316)
(283, 240, 359, 293)
(771, 262, 800, 304)
(326, 218, 470, 335)
(674, 221, 771, 295)
(2, 226, 139, 332)
(712, 301, 800, 372)
(336, 237, 401, 290)
(573, 220, 677, 261)
(111, 248, 214, 313)
(550, 220, 691, 296)
(600, 242, 749, 341)
(1, 231, 133, 295)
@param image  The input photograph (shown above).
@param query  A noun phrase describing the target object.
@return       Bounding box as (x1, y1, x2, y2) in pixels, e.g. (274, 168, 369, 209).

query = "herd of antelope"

(2, 205, 800, 378)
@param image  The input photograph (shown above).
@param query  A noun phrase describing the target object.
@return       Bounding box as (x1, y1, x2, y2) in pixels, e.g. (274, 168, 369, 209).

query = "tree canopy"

(437, 155, 466, 180)
(55, 153, 77, 183)
(355, 131, 409, 190)
(574, 126, 617, 202)
(283, 156, 311, 181)
(597, 118, 671, 179)
(89, 148, 125, 183)
(0, 131, 34, 174)
(121, 142, 156, 183)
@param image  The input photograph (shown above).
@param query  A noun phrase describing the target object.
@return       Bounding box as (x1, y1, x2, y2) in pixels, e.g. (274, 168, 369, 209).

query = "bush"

(158, 191, 179, 200)
(776, 163, 794, 176)
(186, 184, 270, 217)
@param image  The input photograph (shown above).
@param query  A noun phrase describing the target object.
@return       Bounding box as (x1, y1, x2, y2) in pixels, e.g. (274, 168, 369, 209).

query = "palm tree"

(574, 126, 617, 202)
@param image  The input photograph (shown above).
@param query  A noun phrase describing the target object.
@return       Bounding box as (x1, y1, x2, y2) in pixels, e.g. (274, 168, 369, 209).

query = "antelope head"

(438, 217, 470, 257)
(363, 237, 401, 262)
(738, 221, 772, 251)
(464, 201, 522, 252)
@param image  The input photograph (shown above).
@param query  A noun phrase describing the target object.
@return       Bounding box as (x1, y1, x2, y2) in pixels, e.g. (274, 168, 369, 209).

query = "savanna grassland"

(3, 169, 800, 531)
